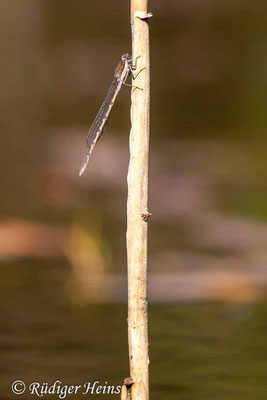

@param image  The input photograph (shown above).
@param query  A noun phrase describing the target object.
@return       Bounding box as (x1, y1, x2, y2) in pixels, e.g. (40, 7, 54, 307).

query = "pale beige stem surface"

(126, 1, 151, 399)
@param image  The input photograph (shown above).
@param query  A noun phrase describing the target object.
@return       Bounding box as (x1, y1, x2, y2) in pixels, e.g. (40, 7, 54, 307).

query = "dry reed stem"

(126, 1, 151, 399)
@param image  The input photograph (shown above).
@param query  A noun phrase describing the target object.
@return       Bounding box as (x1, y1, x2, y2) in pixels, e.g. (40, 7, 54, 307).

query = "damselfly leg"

(122, 81, 142, 91)
(130, 55, 146, 79)
(123, 56, 146, 91)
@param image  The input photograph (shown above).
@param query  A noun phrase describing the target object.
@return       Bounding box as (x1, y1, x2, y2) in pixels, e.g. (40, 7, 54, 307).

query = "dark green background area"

(1, 260, 267, 400)
(45, 0, 267, 139)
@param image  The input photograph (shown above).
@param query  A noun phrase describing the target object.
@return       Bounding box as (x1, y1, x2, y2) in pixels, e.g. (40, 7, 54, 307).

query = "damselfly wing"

(79, 53, 132, 176)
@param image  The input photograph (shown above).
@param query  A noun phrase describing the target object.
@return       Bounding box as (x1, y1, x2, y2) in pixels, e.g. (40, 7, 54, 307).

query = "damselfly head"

(121, 53, 132, 63)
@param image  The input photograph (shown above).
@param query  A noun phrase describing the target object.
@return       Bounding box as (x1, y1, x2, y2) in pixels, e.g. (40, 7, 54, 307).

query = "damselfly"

(79, 53, 136, 176)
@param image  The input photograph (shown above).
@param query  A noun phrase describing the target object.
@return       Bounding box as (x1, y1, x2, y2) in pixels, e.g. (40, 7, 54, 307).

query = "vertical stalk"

(125, 1, 151, 399)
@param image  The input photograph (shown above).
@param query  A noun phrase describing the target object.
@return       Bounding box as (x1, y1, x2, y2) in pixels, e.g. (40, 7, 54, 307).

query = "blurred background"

(1, 0, 267, 399)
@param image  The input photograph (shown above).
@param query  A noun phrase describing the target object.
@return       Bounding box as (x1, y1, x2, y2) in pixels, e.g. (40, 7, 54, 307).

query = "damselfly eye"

(121, 53, 131, 61)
